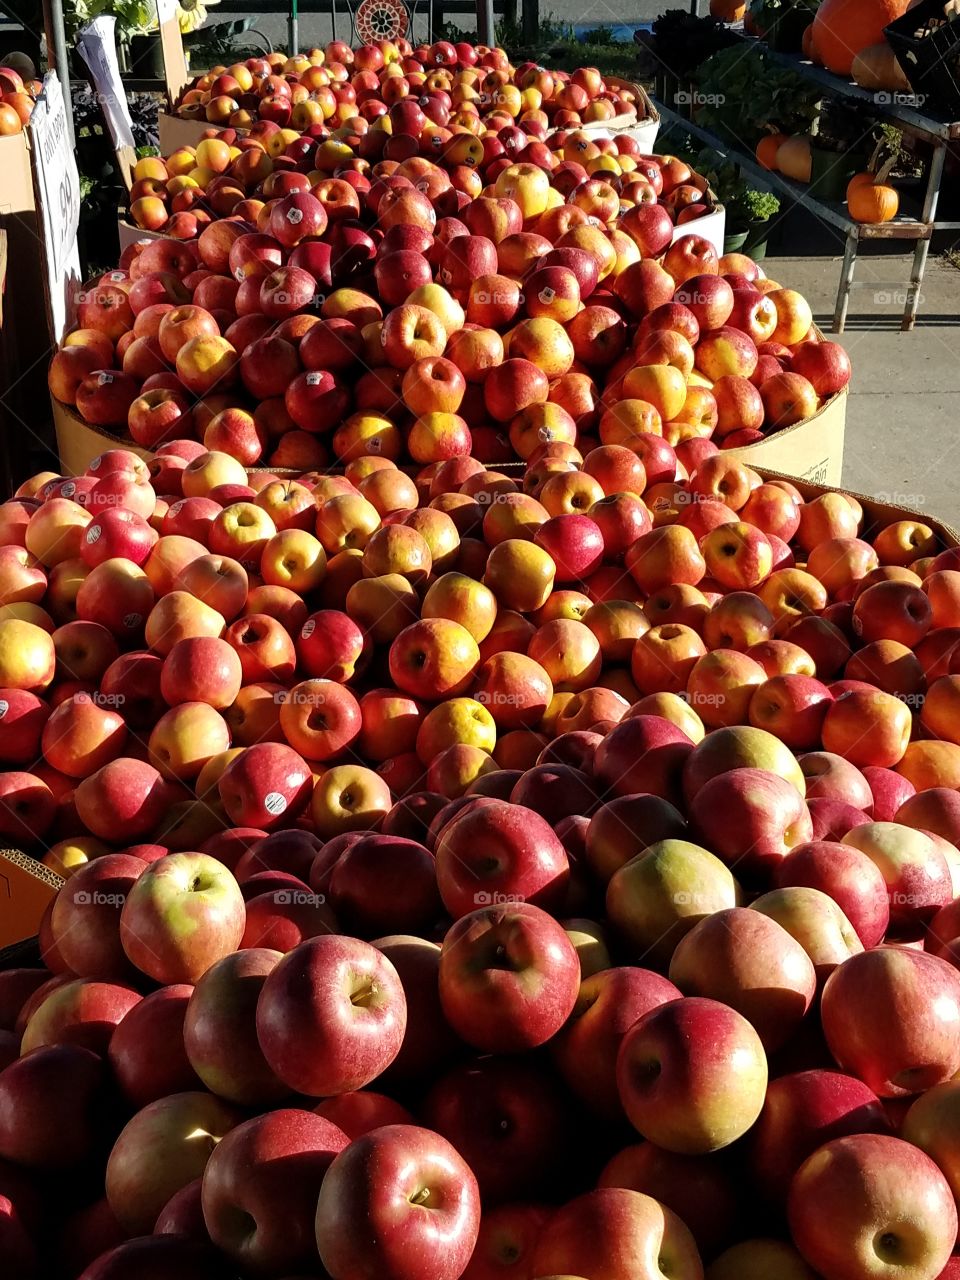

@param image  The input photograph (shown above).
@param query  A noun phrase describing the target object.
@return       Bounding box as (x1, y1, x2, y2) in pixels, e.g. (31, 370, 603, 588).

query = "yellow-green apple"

(683, 724, 805, 801)
(902, 1079, 960, 1206)
(108, 984, 199, 1107)
(750, 886, 863, 983)
(105, 1090, 241, 1234)
(218, 742, 314, 829)
(346, 573, 419, 644)
(595, 714, 695, 803)
(0, 618, 55, 691)
(314, 493, 381, 554)
(315, 1125, 481, 1280)
(416, 697, 496, 763)
(551, 966, 681, 1120)
(119, 852, 244, 985)
(74, 757, 173, 842)
(438, 901, 578, 1052)
(421, 572, 498, 643)
(182, 948, 286, 1106)
(788, 1134, 956, 1280)
(821, 947, 960, 1096)
(255, 934, 405, 1094)
(768, 287, 813, 344)
(25, 498, 93, 568)
(606, 838, 741, 966)
(482, 538, 556, 612)
(616, 997, 767, 1154)
(145, 591, 225, 656)
(310, 763, 392, 838)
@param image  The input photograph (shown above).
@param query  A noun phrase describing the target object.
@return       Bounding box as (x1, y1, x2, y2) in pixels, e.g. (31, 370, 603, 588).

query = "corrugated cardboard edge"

(724, 388, 846, 487)
(0, 849, 63, 952)
(118, 219, 164, 251)
(158, 112, 226, 155)
(1, 850, 63, 890)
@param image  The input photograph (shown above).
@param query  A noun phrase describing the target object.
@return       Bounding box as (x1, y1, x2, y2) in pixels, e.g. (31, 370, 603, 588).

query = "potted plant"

(729, 187, 781, 259)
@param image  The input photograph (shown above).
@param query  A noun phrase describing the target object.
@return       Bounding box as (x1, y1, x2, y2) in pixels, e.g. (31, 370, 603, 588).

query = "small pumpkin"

(851, 42, 912, 91)
(847, 177, 899, 222)
(756, 133, 787, 171)
(709, 0, 746, 20)
(801, 23, 818, 62)
(776, 136, 813, 183)
(812, 0, 917, 76)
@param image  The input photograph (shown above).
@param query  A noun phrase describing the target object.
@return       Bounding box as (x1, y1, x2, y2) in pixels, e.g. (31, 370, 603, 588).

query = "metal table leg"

(903, 141, 947, 331)
(834, 228, 858, 333)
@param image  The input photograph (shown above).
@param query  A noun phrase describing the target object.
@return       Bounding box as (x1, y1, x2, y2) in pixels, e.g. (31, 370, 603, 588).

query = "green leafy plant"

(693, 45, 820, 144)
(734, 187, 781, 221)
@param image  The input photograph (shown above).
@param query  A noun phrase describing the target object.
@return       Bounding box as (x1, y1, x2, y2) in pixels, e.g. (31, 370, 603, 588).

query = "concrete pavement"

(767, 253, 960, 529)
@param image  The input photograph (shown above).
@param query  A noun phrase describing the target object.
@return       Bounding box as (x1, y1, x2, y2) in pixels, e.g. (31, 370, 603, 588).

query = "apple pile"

(173, 39, 647, 136)
(3, 434, 960, 1277)
(58, 156, 839, 472)
(0, 63, 41, 137)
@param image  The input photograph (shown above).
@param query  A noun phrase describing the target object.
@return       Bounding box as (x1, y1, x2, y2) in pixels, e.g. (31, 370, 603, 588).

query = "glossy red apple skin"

(438, 902, 580, 1053)
(315, 1124, 481, 1280)
(433, 798, 569, 918)
(750, 1068, 891, 1203)
(821, 947, 960, 1097)
(422, 1055, 569, 1204)
(201, 1108, 349, 1275)
(256, 934, 407, 1096)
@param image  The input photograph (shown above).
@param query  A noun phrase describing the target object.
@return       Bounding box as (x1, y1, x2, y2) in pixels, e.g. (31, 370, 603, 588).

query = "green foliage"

(651, 9, 737, 80)
(62, 0, 156, 44)
(693, 44, 820, 144)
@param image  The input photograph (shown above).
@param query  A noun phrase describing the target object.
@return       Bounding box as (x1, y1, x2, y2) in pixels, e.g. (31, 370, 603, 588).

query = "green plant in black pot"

(729, 187, 781, 260)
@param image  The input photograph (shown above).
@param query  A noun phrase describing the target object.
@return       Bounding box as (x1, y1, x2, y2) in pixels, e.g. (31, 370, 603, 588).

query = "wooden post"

(478, 0, 495, 45)
(157, 0, 191, 106)
(522, 0, 538, 45)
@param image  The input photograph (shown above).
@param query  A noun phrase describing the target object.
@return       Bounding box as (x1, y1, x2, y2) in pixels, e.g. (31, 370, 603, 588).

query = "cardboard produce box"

(725, 386, 846, 487)
(0, 850, 62, 951)
(158, 111, 227, 155)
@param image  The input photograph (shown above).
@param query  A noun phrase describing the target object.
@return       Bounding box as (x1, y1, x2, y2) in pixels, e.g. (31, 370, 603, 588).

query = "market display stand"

(658, 34, 960, 333)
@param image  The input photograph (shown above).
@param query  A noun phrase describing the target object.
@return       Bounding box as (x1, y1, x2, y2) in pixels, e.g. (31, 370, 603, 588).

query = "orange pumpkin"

(776, 136, 813, 183)
(812, 0, 915, 77)
(847, 175, 899, 223)
(709, 0, 746, 20)
(801, 23, 819, 62)
(756, 133, 787, 170)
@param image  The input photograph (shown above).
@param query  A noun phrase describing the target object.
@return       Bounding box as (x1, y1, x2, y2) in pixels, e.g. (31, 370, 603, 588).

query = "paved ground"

(770, 252, 960, 529)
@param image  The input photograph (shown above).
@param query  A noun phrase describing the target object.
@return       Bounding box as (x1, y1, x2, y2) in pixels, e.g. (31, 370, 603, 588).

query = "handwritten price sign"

(29, 73, 81, 340)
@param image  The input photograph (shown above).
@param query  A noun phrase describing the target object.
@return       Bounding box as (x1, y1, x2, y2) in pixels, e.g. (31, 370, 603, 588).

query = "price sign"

(28, 72, 82, 343)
